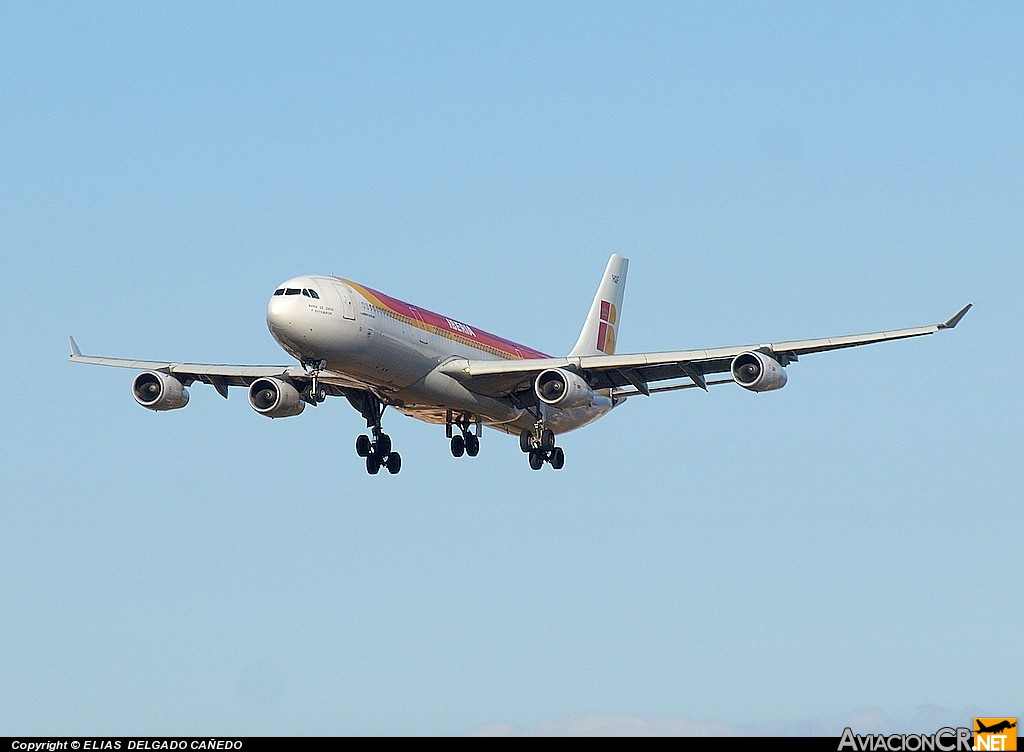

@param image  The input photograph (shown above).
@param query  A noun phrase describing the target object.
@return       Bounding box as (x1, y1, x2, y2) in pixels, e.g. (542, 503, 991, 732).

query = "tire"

(541, 429, 555, 452)
(377, 433, 392, 457)
(355, 435, 371, 457)
(386, 452, 402, 474)
(550, 447, 565, 470)
(316, 387, 327, 403)
(465, 433, 480, 457)
(528, 450, 544, 471)
(366, 454, 381, 475)
(519, 430, 533, 453)
(451, 434, 465, 457)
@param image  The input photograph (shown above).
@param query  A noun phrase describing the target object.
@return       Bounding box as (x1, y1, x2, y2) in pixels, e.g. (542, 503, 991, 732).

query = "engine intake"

(132, 371, 189, 411)
(535, 368, 595, 408)
(248, 377, 305, 418)
(731, 351, 788, 392)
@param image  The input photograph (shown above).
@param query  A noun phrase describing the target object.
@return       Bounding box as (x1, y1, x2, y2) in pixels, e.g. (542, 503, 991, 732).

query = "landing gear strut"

(446, 410, 481, 459)
(302, 358, 328, 404)
(350, 392, 401, 475)
(519, 422, 565, 470)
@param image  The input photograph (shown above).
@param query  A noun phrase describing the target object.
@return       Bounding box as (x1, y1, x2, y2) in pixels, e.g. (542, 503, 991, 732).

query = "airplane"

(68, 254, 971, 475)
(976, 720, 1016, 734)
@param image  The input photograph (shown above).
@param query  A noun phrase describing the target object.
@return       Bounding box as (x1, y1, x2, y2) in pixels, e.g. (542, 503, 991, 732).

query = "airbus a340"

(69, 255, 970, 474)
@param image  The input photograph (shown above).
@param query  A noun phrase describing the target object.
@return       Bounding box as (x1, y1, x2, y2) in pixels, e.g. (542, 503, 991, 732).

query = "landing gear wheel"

(386, 452, 402, 475)
(376, 433, 392, 457)
(316, 387, 327, 402)
(451, 434, 465, 457)
(355, 435, 371, 457)
(540, 429, 556, 452)
(529, 450, 544, 471)
(465, 433, 480, 457)
(366, 453, 381, 475)
(519, 430, 533, 453)
(550, 447, 565, 470)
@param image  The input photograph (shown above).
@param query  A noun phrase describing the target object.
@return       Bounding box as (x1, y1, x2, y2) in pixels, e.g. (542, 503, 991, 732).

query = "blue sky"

(2, 1, 1020, 736)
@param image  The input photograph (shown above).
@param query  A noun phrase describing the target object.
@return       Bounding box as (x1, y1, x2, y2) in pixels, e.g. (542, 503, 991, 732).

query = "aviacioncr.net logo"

(974, 718, 1017, 751)
(838, 727, 973, 751)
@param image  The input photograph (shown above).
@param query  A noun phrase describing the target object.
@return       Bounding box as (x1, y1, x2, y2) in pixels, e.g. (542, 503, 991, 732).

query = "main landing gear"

(519, 423, 565, 471)
(446, 410, 481, 459)
(350, 392, 401, 475)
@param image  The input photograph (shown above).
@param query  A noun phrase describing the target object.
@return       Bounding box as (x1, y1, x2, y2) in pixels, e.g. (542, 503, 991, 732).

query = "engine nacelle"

(535, 368, 595, 408)
(731, 351, 788, 392)
(132, 371, 189, 411)
(248, 378, 305, 418)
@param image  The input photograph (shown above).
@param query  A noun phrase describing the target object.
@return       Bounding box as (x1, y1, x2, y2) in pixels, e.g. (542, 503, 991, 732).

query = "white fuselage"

(265, 275, 616, 436)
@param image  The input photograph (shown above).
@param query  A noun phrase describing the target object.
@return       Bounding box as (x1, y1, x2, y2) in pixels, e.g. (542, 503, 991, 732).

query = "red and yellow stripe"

(341, 278, 550, 361)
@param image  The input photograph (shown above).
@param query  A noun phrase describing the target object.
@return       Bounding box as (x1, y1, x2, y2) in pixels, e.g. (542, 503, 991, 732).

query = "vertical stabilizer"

(569, 254, 629, 356)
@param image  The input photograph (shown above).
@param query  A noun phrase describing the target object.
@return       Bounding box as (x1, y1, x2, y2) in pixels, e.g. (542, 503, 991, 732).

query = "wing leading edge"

(438, 304, 973, 398)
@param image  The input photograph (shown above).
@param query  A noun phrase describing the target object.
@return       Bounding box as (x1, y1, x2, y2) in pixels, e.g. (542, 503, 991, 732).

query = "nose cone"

(266, 292, 289, 333)
(266, 287, 290, 335)
(266, 276, 357, 363)
(266, 280, 308, 358)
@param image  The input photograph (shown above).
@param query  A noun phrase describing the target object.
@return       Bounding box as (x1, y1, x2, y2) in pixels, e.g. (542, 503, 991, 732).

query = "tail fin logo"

(597, 300, 617, 354)
(975, 718, 1017, 751)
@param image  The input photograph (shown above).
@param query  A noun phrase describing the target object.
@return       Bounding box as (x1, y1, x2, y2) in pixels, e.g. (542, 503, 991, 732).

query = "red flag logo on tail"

(597, 300, 617, 354)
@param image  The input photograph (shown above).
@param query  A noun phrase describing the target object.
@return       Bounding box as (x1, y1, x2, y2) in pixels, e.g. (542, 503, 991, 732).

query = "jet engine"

(248, 377, 305, 418)
(535, 368, 595, 408)
(731, 351, 788, 392)
(132, 371, 189, 411)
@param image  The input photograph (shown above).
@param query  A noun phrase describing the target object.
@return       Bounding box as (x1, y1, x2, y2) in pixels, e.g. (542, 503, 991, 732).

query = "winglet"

(68, 336, 82, 358)
(938, 303, 972, 330)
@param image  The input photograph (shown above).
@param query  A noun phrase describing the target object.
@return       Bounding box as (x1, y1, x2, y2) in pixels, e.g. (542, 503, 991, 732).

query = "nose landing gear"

(302, 358, 328, 404)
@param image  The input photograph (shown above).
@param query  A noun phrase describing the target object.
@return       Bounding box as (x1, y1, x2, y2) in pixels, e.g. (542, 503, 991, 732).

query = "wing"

(67, 336, 367, 397)
(438, 304, 973, 398)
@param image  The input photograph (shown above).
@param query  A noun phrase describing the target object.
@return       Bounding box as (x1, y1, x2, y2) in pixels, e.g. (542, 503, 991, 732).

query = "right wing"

(438, 304, 973, 398)
(67, 336, 368, 397)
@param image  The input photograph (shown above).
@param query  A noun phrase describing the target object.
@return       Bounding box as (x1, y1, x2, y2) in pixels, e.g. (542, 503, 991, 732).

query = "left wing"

(438, 304, 972, 398)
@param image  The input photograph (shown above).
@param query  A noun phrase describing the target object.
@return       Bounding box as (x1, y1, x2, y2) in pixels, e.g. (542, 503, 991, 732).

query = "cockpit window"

(277, 287, 319, 297)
